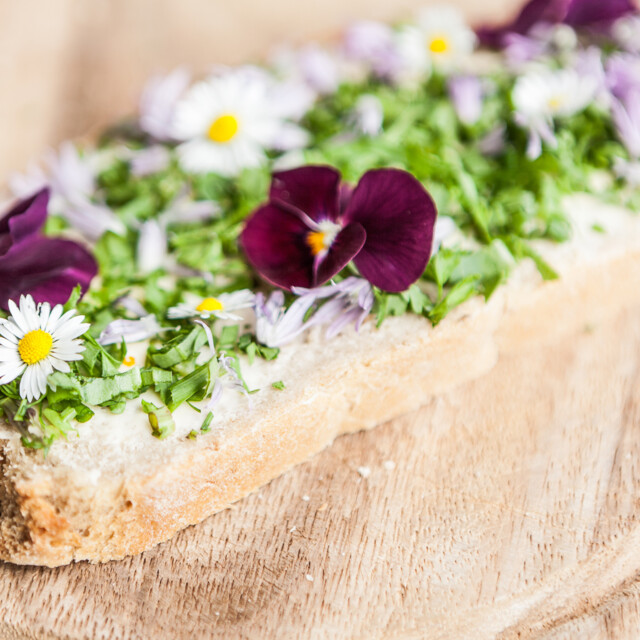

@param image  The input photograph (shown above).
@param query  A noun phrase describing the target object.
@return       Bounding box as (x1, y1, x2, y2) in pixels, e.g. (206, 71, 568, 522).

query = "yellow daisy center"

(196, 297, 224, 313)
(207, 114, 239, 143)
(18, 329, 53, 365)
(429, 36, 450, 54)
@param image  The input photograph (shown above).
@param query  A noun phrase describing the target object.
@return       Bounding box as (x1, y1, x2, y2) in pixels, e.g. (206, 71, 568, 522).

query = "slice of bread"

(1, 194, 639, 566)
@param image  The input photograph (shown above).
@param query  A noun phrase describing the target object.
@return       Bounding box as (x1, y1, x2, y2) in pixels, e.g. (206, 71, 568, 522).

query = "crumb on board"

(383, 460, 396, 471)
(357, 466, 371, 478)
(302, 494, 310, 501)
(305, 574, 314, 582)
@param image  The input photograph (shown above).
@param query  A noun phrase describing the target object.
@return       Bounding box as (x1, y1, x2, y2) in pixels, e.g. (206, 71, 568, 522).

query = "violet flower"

(10, 142, 123, 241)
(241, 166, 436, 293)
(343, 21, 403, 80)
(611, 93, 640, 158)
(478, 0, 637, 48)
(98, 315, 166, 346)
(293, 277, 374, 339)
(448, 76, 484, 125)
(0, 189, 97, 310)
(254, 290, 316, 348)
(139, 67, 190, 141)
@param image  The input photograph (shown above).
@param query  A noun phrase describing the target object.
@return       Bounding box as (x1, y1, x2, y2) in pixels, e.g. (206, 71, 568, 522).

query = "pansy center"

(18, 329, 53, 365)
(306, 220, 342, 256)
(197, 297, 224, 313)
(428, 36, 450, 54)
(208, 114, 239, 143)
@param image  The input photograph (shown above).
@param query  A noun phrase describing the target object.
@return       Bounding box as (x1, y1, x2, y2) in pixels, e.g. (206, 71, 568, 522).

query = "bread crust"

(2, 199, 640, 566)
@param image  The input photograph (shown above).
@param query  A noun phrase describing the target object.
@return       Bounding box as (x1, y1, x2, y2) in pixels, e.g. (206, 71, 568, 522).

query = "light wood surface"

(2, 304, 640, 639)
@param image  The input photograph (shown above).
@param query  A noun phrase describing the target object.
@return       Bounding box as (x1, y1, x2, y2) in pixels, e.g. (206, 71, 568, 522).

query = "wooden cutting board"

(2, 304, 640, 638)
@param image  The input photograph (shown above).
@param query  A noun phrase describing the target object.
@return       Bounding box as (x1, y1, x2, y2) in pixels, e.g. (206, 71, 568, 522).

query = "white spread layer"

(0, 194, 638, 480)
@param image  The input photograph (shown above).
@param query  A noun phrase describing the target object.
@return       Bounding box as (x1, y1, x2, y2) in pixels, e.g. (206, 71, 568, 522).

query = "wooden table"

(2, 304, 640, 639)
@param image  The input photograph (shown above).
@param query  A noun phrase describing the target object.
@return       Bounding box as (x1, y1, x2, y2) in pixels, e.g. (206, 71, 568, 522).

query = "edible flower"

(293, 277, 374, 339)
(478, 0, 637, 48)
(0, 190, 98, 310)
(0, 295, 89, 402)
(343, 21, 403, 81)
(9, 142, 123, 241)
(168, 290, 256, 321)
(98, 315, 166, 346)
(512, 68, 597, 158)
(139, 67, 191, 141)
(448, 75, 484, 125)
(171, 67, 311, 176)
(254, 290, 316, 348)
(241, 166, 436, 292)
(396, 5, 476, 78)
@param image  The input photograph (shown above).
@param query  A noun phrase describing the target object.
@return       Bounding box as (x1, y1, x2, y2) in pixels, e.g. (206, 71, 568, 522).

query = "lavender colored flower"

(478, 125, 507, 156)
(448, 75, 484, 125)
(10, 142, 123, 241)
(606, 53, 640, 102)
(98, 314, 166, 346)
(0, 189, 98, 310)
(343, 20, 402, 79)
(139, 67, 190, 141)
(241, 166, 437, 293)
(478, 0, 637, 48)
(254, 290, 316, 348)
(129, 145, 172, 177)
(611, 93, 640, 158)
(293, 277, 374, 339)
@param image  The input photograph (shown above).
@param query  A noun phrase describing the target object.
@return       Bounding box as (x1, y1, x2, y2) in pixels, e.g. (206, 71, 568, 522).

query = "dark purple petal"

(565, 0, 636, 26)
(343, 169, 436, 293)
(0, 188, 49, 255)
(0, 237, 98, 309)
(477, 0, 636, 47)
(315, 223, 366, 285)
(240, 202, 317, 289)
(270, 166, 341, 223)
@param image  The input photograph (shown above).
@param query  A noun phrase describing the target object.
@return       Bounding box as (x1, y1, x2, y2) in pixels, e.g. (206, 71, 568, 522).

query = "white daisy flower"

(0, 295, 89, 402)
(396, 5, 476, 80)
(167, 290, 256, 321)
(512, 68, 597, 159)
(171, 67, 310, 176)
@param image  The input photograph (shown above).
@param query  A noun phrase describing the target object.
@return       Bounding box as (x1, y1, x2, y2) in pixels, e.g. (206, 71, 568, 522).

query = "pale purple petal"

(343, 20, 402, 79)
(140, 67, 191, 141)
(130, 145, 172, 177)
(448, 76, 484, 125)
(98, 315, 165, 345)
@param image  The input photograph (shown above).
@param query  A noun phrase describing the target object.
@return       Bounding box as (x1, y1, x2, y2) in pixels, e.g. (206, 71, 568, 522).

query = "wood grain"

(2, 304, 640, 639)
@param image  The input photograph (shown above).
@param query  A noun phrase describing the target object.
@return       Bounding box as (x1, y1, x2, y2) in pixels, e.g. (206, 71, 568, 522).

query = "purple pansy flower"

(0, 189, 98, 310)
(240, 166, 436, 293)
(478, 0, 637, 48)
